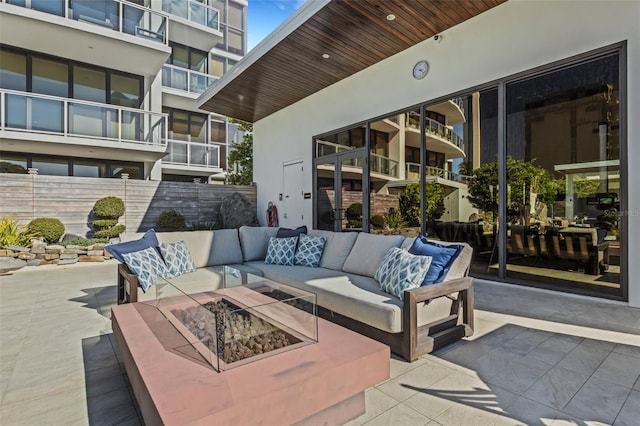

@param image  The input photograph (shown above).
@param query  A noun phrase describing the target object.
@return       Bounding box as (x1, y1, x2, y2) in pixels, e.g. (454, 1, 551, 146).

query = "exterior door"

(281, 161, 304, 227)
(314, 149, 366, 232)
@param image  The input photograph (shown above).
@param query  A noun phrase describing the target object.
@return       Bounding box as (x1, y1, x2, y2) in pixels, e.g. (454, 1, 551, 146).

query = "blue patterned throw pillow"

(374, 247, 432, 301)
(159, 241, 197, 278)
(294, 234, 327, 268)
(265, 236, 298, 266)
(122, 247, 170, 292)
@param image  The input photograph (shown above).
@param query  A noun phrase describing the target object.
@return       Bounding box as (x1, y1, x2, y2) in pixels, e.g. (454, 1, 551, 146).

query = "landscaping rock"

(87, 250, 104, 257)
(36, 253, 59, 261)
(60, 233, 89, 243)
(0, 258, 26, 274)
(58, 258, 79, 265)
(91, 243, 107, 251)
(4, 245, 30, 252)
(79, 255, 104, 263)
(0, 250, 15, 257)
(45, 245, 64, 254)
(219, 192, 259, 229)
(31, 243, 46, 254)
(39, 259, 59, 265)
(61, 248, 87, 255)
(26, 259, 42, 267)
(60, 253, 79, 260)
(17, 252, 36, 260)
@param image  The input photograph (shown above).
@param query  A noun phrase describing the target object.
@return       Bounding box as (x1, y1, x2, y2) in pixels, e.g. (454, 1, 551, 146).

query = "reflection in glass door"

(314, 149, 366, 232)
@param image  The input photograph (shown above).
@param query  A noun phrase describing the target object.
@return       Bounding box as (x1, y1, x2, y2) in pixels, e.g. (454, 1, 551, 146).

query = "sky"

(247, 0, 305, 51)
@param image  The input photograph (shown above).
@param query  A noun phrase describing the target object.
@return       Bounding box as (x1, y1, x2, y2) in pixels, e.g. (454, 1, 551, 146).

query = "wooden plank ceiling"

(199, 0, 506, 123)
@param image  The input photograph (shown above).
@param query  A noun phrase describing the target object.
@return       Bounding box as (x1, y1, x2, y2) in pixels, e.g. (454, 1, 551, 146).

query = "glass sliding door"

(505, 53, 621, 297)
(314, 134, 366, 232)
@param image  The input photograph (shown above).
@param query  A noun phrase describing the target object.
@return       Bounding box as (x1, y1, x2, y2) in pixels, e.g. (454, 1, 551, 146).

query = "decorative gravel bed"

(172, 299, 297, 364)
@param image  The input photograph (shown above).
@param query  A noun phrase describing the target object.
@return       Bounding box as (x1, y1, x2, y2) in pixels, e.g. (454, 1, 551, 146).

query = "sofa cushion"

(342, 233, 405, 278)
(265, 236, 298, 266)
(106, 229, 159, 263)
(440, 242, 473, 280)
(244, 261, 454, 333)
(375, 247, 432, 300)
(239, 226, 279, 261)
(209, 229, 243, 266)
(400, 237, 415, 250)
(159, 241, 197, 278)
(276, 226, 307, 238)
(122, 246, 170, 292)
(307, 230, 358, 271)
(409, 236, 462, 285)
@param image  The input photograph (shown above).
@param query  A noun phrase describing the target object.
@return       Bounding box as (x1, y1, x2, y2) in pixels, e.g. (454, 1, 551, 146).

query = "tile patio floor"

(1, 262, 638, 425)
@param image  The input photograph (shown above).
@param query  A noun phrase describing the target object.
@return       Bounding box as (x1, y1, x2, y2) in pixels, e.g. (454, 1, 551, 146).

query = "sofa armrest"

(404, 276, 473, 304)
(117, 263, 139, 304)
(402, 276, 474, 361)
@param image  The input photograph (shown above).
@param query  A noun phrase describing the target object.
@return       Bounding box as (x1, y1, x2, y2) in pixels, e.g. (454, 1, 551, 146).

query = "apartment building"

(0, 0, 247, 182)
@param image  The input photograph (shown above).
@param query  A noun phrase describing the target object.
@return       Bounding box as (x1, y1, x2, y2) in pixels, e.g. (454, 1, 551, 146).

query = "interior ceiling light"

(386, 14, 396, 21)
(322, 53, 330, 59)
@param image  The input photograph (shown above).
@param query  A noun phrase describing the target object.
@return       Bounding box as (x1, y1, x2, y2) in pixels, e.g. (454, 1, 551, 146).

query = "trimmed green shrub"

(0, 216, 35, 248)
(346, 203, 362, 221)
(27, 218, 65, 244)
(61, 238, 108, 247)
(92, 219, 118, 228)
(92, 196, 125, 238)
(157, 210, 186, 231)
(93, 196, 125, 219)
(370, 215, 385, 229)
(188, 221, 221, 231)
(94, 224, 126, 239)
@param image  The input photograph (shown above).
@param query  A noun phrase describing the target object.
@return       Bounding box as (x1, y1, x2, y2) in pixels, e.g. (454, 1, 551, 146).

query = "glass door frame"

(313, 147, 369, 232)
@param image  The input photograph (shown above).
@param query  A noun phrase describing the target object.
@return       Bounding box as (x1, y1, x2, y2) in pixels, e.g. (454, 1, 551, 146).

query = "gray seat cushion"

(307, 230, 358, 271)
(341, 233, 405, 278)
(239, 226, 279, 261)
(244, 261, 453, 333)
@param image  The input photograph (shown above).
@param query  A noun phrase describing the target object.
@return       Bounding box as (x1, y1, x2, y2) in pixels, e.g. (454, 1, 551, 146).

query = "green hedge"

(27, 218, 65, 244)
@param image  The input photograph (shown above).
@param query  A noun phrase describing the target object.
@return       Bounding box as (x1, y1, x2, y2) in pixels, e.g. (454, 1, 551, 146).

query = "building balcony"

(315, 140, 399, 179)
(0, 0, 171, 75)
(405, 163, 471, 185)
(162, 0, 222, 52)
(406, 114, 466, 159)
(161, 139, 225, 175)
(162, 64, 217, 96)
(0, 89, 167, 161)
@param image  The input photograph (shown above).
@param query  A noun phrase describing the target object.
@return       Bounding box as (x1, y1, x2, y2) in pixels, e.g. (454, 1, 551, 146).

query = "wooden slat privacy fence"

(0, 173, 256, 236)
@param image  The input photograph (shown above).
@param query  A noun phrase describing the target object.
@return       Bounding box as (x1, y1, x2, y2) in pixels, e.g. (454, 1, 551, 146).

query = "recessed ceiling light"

(88, 46, 94, 49)
(322, 53, 330, 59)
(386, 14, 396, 21)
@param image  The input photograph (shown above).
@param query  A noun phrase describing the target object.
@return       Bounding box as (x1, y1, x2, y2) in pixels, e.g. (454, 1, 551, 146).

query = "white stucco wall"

(253, 0, 640, 306)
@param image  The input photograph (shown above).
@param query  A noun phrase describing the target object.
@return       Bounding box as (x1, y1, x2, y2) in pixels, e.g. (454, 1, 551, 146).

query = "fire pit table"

(112, 266, 390, 425)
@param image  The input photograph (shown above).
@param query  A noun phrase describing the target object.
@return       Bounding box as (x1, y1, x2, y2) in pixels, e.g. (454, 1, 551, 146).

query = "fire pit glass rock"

(147, 274, 318, 372)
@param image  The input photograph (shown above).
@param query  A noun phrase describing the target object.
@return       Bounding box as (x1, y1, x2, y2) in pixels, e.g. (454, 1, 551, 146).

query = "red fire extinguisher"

(267, 202, 279, 227)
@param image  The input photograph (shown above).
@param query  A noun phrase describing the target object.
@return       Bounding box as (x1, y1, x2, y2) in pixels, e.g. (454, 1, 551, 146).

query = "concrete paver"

(1, 264, 639, 425)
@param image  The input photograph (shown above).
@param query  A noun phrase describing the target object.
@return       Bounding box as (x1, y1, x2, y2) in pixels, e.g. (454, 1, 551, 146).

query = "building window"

(164, 107, 209, 143)
(32, 157, 69, 176)
(72, 160, 106, 178)
(110, 73, 141, 108)
(109, 162, 142, 179)
(32, 57, 68, 97)
(0, 50, 27, 91)
(168, 43, 209, 73)
(0, 154, 28, 174)
(73, 66, 107, 103)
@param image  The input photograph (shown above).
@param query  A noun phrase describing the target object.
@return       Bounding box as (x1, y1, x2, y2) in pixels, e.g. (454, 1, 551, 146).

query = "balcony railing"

(407, 113, 464, 151)
(162, 64, 217, 95)
(3, 0, 168, 45)
(315, 141, 399, 178)
(162, 0, 219, 31)
(405, 163, 471, 183)
(164, 140, 221, 168)
(0, 89, 167, 146)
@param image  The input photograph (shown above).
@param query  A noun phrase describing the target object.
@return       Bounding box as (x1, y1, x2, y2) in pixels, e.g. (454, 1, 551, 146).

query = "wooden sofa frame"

(117, 263, 474, 362)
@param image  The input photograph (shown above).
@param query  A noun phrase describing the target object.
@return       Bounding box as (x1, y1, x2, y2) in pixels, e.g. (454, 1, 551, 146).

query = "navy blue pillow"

(276, 226, 307, 238)
(105, 229, 160, 263)
(408, 236, 462, 285)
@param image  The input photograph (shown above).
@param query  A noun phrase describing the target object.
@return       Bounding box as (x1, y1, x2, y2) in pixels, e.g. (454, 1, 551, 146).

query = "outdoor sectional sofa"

(116, 227, 474, 362)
